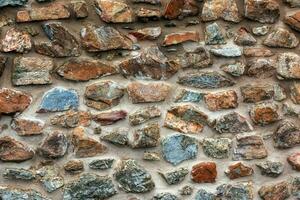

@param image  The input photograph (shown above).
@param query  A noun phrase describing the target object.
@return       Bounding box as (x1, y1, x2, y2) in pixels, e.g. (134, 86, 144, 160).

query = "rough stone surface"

(11, 118, 44, 136)
(92, 110, 127, 125)
(71, 0, 88, 18)
(195, 189, 215, 200)
(50, 110, 91, 128)
(36, 165, 64, 192)
(163, 0, 199, 20)
(202, 138, 232, 159)
(152, 192, 178, 200)
(130, 27, 162, 40)
(288, 153, 300, 171)
(256, 161, 284, 177)
(162, 31, 199, 46)
(178, 46, 212, 69)
(285, 11, 300, 32)
(210, 45, 242, 57)
(243, 47, 274, 57)
(277, 52, 300, 80)
(129, 122, 160, 148)
(129, 106, 161, 126)
(159, 167, 188, 185)
(241, 84, 274, 103)
(0, 186, 49, 200)
(174, 89, 206, 103)
(64, 160, 84, 174)
(225, 162, 253, 179)
(244, 0, 280, 23)
(234, 27, 257, 46)
(263, 28, 299, 48)
(220, 61, 246, 77)
(216, 181, 254, 200)
(191, 162, 217, 183)
(204, 90, 238, 111)
(291, 82, 300, 104)
(3, 168, 35, 180)
(89, 159, 114, 170)
(205, 22, 226, 45)
(0, 28, 32, 53)
(258, 181, 290, 200)
(273, 120, 300, 149)
(246, 57, 277, 78)
(0, 0, 28, 7)
(101, 127, 129, 146)
(249, 101, 280, 125)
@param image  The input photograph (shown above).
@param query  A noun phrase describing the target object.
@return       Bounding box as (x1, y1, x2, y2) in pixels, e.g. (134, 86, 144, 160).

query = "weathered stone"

(129, 123, 160, 148)
(136, 8, 161, 22)
(174, 89, 206, 103)
(143, 152, 161, 161)
(92, 110, 127, 125)
(249, 101, 280, 125)
(220, 61, 246, 77)
(0, 56, 7, 77)
(291, 176, 300, 199)
(129, 106, 161, 126)
(258, 181, 290, 200)
(0, 136, 34, 162)
(273, 83, 287, 101)
(11, 118, 44, 136)
(246, 57, 276, 78)
(240, 84, 274, 103)
(256, 161, 284, 177)
(234, 27, 256, 46)
(152, 193, 178, 200)
(252, 25, 270, 36)
(89, 158, 114, 170)
(101, 127, 129, 146)
(64, 160, 84, 174)
(71, 0, 88, 19)
(163, 0, 199, 20)
(273, 120, 300, 148)
(36, 165, 64, 193)
(285, 11, 300, 32)
(282, 102, 300, 117)
(37, 87, 79, 113)
(72, 126, 107, 158)
(225, 162, 253, 179)
(264, 28, 299, 48)
(85, 81, 124, 110)
(195, 189, 215, 200)
(114, 159, 155, 193)
(162, 31, 199, 46)
(243, 47, 274, 57)
(204, 90, 238, 111)
(233, 133, 268, 160)
(288, 153, 300, 171)
(132, 0, 161, 4)
(210, 45, 242, 57)
(50, 110, 91, 128)
(0, 186, 49, 200)
(16, 3, 70, 22)
(191, 162, 217, 183)
(0, 0, 28, 7)
(3, 168, 35, 180)
(38, 131, 68, 159)
(291, 82, 300, 104)
(244, 0, 280, 23)
(216, 181, 254, 200)
(95, 0, 135, 23)
(179, 46, 212, 69)
(0, 28, 32, 53)
(180, 185, 193, 196)
(277, 53, 300, 80)
(0, 16, 13, 29)
(159, 167, 188, 185)
(202, 138, 232, 159)
(161, 133, 198, 165)
(164, 104, 208, 134)
(129, 27, 161, 40)
(80, 24, 133, 52)
(205, 22, 226, 45)
(63, 173, 117, 200)
(284, 0, 300, 7)
(214, 112, 253, 134)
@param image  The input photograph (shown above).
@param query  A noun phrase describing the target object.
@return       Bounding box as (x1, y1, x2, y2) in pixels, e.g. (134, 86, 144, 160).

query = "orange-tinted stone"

(191, 162, 217, 183)
(162, 31, 199, 46)
(163, 0, 198, 20)
(225, 162, 254, 179)
(204, 90, 238, 111)
(287, 152, 300, 171)
(285, 11, 300, 32)
(249, 102, 280, 125)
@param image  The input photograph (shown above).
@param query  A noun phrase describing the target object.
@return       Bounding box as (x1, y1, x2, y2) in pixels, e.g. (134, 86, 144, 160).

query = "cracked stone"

(246, 57, 276, 78)
(205, 22, 226, 45)
(273, 120, 300, 149)
(179, 46, 213, 69)
(36, 165, 64, 193)
(191, 162, 217, 183)
(0, 28, 32, 53)
(263, 28, 299, 48)
(159, 167, 188, 185)
(92, 110, 127, 125)
(204, 90, 238, 111)
(287, 152, 300, 171)
(277, 52, 300, 80)
(244, 0, 280, 23)
(11, 118, 44, 136)
(240, 84, 274, 103)
(258, 181, 290, 200)
(163, 0, 199, 20)
(152, 193, 178, 200)
(162, 31, 200, 46)
(256, 161, 284, 177)
(64, 160, 84, 174)
(89, 158, 114, 170)
(225, 162, 253, 179)
(285, 11, 300, 32)
(220, 61, 246, 77)
(210, 44, 242, 57)
(101, 127, 129, 146)
(71, 0, 88, 19)
(243, 47, 274, 57)
(252, 25, 270, 36)
(234, 27, 256, 46)
(174, 89, 206, 103)
(143, 152, 161, 161)
(202, 138, 232, 159)
(249, 101, 280, 125)
(129, 27, 161, 40)
(50, 110, 91, 128)
(129, 123, 160, 148)
(136, 8, 161, 22)
(216, 181, 254, 200)
(0, 186, 49, 200)
(129, 106, 161, 126)
(3, 168, 35, 180)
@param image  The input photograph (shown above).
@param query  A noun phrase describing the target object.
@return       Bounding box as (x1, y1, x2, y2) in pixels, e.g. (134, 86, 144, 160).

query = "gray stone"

(216, 181, 254, 200)
(178, 46, 212, 69)
(3, 168, 35, 180)
(158, 167, 188, 185)
(0, 186, 49, 200)
(273, 83, 287, 101)
(174, 89, 206, 103)
(152, 193, 178, 200)
(129, 106, 161, 126)
(277, 52, 300, 79)
(0, 0, 28, 7)
(143, 152, 161, 161)
(210, 45, 242, 57)
(220, 61, 246, 77)
(89, 159, 114, 170)
(129, 123, 160, 148)
(263, 28, 299, 48)
(101, 127, 129, 146)
(273, 120, 300, 149)
(63, 160, 84, 174)
(36, 165, 64, 193)
(205, 22, 226, 45)
(202, 138, 232, 159)
(252, 25, 270, 36)
(291, 177, 300, 199)
(179, 185, 193, 196)
(256, 161, 284, 177)
(195, 189, 215, 200)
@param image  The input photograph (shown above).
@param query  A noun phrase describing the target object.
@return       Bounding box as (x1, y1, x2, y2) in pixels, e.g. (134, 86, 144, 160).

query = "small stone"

(0, 187, 49, 200)
(159, 167, 188, 185)
(179, 46, 213, 69)
(204, 90, 238, 111)
(38, 131, 68, 159)
(191, 162, 217, 183)
(249, 101, 280, 125)
(11, 118, 44, 136)
(0, 56, 7, 77)
(246, 57, 276, 78)
(240, 84, 274, 103)
(36, 165, 64, 193)
(163, 0, 199, 20)
(216, 181, 254, 200)
(233, 133, 268, 160)
(186, 19, 200, 26)
(3, 168, 35, 180)
(129, 27, 161, 40)
(0, 28, 32, 53)
(195, 189, 215, 200)
(129, 106, 161, 126)
(202, 138, 232, 159)
(174, 89, 206, 103)
(136, 8, 161, 22)
(37, 87, 79, 113)
(282, 102, 300, 117)
(263, 28, 299, 48)
(284, 0, 300, 7)
(101, 127, 129, 146)
(243, 47, 274, 57)
(0, 0, 28, 7)
(225, 162, 253, 179)
(285, 11, 300, 32)
(0, 136, 34, 162)
(89, 159, 114, 170)
(162, 31, 200, 46)
(220, 61, 246, 77)
(244, 0, 280, 23)
(210, 44, 242, 57)
(291, 82, 300, 104)
(288, 152, 300, 171)
(205, 22, 226, 45)
(143, 152, 161, 161)
(85, 81, 124, 110)
(180, 185, 193, 196)
(72, 126, 107, 158)
(129, 123, 160, 148)
(252, 25, 270, 36)
(50, 110, 91, 128)
(63, 173, 117, 200)
(64, 160, 84, 174)
(164, 104, 208, 134)
(256, 161, 284, 177)
(161, 133, 198, 165)
(127, 82, 170, 103)
(277, 52, 300, 80)
(152, 193, 178, 200)
(234, 27, 256, 46)
(273, 83, 287, 101)
(114, 159, 155, 193)
(258, 181, 290, 200)
(92, 110, 127, 126)
(132, 0, 161, 4)
(291, 177, 300, 199)
(273, 120, 300, 149)
(71, 0, 88, 19)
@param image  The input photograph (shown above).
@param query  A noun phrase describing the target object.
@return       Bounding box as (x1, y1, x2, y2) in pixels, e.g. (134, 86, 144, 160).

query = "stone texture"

(252, 25, 270, 36)
(129, 106, 161, 126)
(136, 8, 161, 22)
(210, 44, 242, 57)
(273, 120, 300, 149)
(243, 47, 274, 57)
(249, 101, 280, 125)
(162, 31, 199, 46)
(291, 177, 300, 199)
(191, 162, 217, 183)
(216, 181, 254, 200)
(287, 152, 300, 171)
(129, 123, 160, 148)
(0, 0, 28, 7)
(246, 57, 276, 78)
(277, 52, 300, 80)
(180, 185, 193, 196)
(256, 161, 284, 177)
(240, 84, 274, 103)
(129, 27, 162, 40)
(205, 22, 226, 45)
(11, 118, 44, 136)
(0, 56, 7, 77)
(285, 11, 300, 32)
(64, 160, 84, 174)
(101, 127, 129, 146)
(3, 168, 35, 181)
(220, 61, 246, 77)
(258, 181, 290, 200)
(0, 28, 32, 53)
(202, 138, 232, 159)
(36, 165, 64, 192)
(0, 187, 49, 200)
(244, 0, 280, 23)
(284, 0, 300, 7)
(132, 0, 161, 4)
(143, 152, 161, 161)
(159, 167, 188, 185)
(163, 0, 199, 20)
(92, 110, 127, 125)
(89, 158, 114, 170)
(204, 90, 238, 111)
(178, 46, 212, 69)
(291, 82, 300, 104)
(263, 28, 299, 48)
(71, 0, 88, 19)
(174, 89, 206, 103)
(195, 189, 215, 200)
(234, 27, 256, 46)
(225, 162, 253, 179)
(152, 193, 178, 200)
(50, 110, 91, 128)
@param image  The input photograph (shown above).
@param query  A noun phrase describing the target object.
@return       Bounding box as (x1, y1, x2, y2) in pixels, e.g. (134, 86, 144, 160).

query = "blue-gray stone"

(216, 181, 253, 200)
(37, 87, 79, 112)
(210, 45, 242, 57)
(0, 186, 49, 200)
(3, 168, 35, 180)
(174, 89, 206, 103)
(161, 134, 198, 165)
(152, 192, 178, 200)
(205, 22, 226, 45)
(291, 177, 300, 199)
(0, 0, 28, 8)
(195, 189, 215, 200)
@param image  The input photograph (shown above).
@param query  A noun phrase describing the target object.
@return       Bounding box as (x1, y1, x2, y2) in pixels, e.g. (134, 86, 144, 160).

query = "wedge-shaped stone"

(129, 27, 161, 40)
(234, 27, 256, 46)
(158, 167, 188, 185)
(129, 106, 161, 126)
(273, 120, 300, 149)
(162, 31, 200, 46)
(277, 53, 300, 79)
(204, 90, 238, 111)
(179, 46, 212, 69)
(263, 28, 299, 48)
(0, 28, 32, 53)
(92, 110, 127, 125)
(11, 118, 44, 136)
(163, 0, 199, 20)
(249, 101, 280, 125)
(244, 0, 280, 23)
(285, 11, 300, 32)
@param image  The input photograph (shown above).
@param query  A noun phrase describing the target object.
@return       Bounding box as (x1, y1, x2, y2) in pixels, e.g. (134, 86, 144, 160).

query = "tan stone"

(204, 90, 238, 111)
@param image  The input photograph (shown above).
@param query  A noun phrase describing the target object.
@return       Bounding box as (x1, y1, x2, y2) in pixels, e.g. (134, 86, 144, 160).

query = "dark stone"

(39, 131, 68, 159)
(0, 186, 49, 200)
(216, 181, 254, 200)
(273, 120, 300, 149)
(89, 159, 114, 170)
(152, 193, 178, 200)
(244, 0, 280, 23)
(3, 168, 35, 180)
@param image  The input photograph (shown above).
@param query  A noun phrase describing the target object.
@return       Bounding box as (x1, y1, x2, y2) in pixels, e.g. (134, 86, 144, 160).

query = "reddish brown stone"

(240, 84, 274, 103)
(246, 58, 276, 78)
(244, 0, 280, 23)
(163, 0, 199, 20)
(243, 47, 274, 57)
(204, 90, 238, 111)
(129, 27, 161, 40)
(263, 28, 299, 48)
(162, 31, 200, 46)
(291, 82, 300, 104)
(11, 118, 44, 136)
(249, 102, 280, 125)
(225, 162, 253, 179)
(191, 162, 217, 183)
(92, 110, 127, 126)
(50, 110, 91, 128)
(285, 11, 300, 32)
(287, 152, 300, 171)
(0, 28, 32, 53)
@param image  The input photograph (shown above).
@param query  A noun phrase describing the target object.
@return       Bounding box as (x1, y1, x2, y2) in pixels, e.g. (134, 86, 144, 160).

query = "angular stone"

(216, 181, 254, 200)
(143, 152, 161, 161)
(95, 0, 135, 23)
(129, 106, 161, 126)
(3, 168, 35, 180)
(220, 61, 246, 77)
(282, 102, 300, 117)
(243, 47, 274, 57)
(92, 110, 127, 125)
(291, 177, 300, 199)
(101, 127, 129, 146)
(89, 158, 114, 170)
(263, 28, 299, 48)
(72, 126, 107, 158)
(274, 84, 287, 101)
(0, 136, 34, 162)
(225, 162, 253, 179)
(205, 22, 226, 45)
(277, 53, 300, 80)
(161, 133, 198, 165)
(11, 118, 44, 136)
(36, 165, 64, 193)
(195, 189, 215, 200)
(240, 84, 274, 103)
(114, 159, 155, 193)
(234, 27, 256, 46)
(0, 28, 32, 53)
(0, 56, 7, 77)
(38, 131, 68, 159)
(256, 161, 284, 177)
(163, 0, 199, 20)
(0, 0, 28, 7)
(291, 82, 300, 104)
(132, 0, 161, 4)
(273, 120, 300, 149)
(179, 46, 213, 69)
(119, 45, 179, 80)
(63, 173, 116, 200)
(50, 110, 91, 128)
(191, 162, 217, 183)
(233, 133, 268, 160)
(252, 25, 270, 36)
(285, 11, 300, 32)
(129, 27, 161, 40)
(37, 87, 79, 113)
(85, 81, 124, 110)
(210, 45, 242, 57)
(64, 160, 84, 174)
(152, 193, 178, 200)
(0, 187, 49, 200)
(284, 0, 300, 7)
(249, 101, 280, 125)
(80, 24, 133, 52)
(204, 90, 238, 111)
(287, 152, 300, 171)
(174, 89, 206, 103)
(136, 8, 161, 22)
(258, 181, 290, 200)
(162, 31, 200, 46)
(71, 0, 88, 19)
(129, 123, 160, 148)
(12, 56, 54, 86)
(244, 0, 280, 23)
(202, 138, 232, 159)
(246, 57, 276, 78)
(180, 185, 193, 196)
(164, 104, 208, 134)
(159, 167, 188, 185)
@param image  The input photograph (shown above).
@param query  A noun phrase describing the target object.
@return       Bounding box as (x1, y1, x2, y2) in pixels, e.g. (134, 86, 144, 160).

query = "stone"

(0, 28, 32, 53)
(58, 58, 118, 82)
(240, 84, 274, 103)
(0, 187, 49, 200)
(11, 118, 44, 136)
(201, 0, 241, 22)
(233, 133, 268, 160)
(95, 0, 135, 23)
(12, 56, 54, 86)
(36, 165, 64, 193)
(285, 11, 300, 32)
(92, 110, 127, 125)
(256, 161, 284, 177)
(0, 0, 28, 7)
(63, 173, 117, 200)
(288, 153, 300, 171)
(162, 31, 200, 46)
(129, 123, 160, 148)
(37, 87, 79, 113)
(258, 181, 290, 200)
(38, 131, 68, 159)
(282, 102, 300, 117)
(179, 185, 193, 196)
(158, 167, 188, 185)
(179, 46, 212, 69)
(244, 0, 280, 23)
(174, 89, 206, 103)
(101, 127, 129, 146)
(273, 83, 287, 101)
(89, 158, 114, 170)
(163, 0, 199, 20)
(72, 126, 107, 158)
(263, 28, 299, 48)
(243, 47, 274, 57)
(246, 58, 276, 78)
(291, 177, 300, 199)
(0, 56, 7, 77)
(164, 104, 208, 134)
(273, 120, 300, 149)
(71, 0, 88, 19)
(284, 0, 300, 7)
(152, 193, 178, 200)
(16, 3, 70, 22)
(129, 27, 161, 40)
(205, 22, 226, 45)
(114, 159, 155, 193)
(252, 25, 270, 36)
(225, 162, 253, 179)
(136, 8, 161, 22)
(129, 106, 161, 126)
(178, 70, 235, 89)
(161, 133, 198, 165)
(64, 160, 84, 174)
(210, 45, 242, 57)
(195, 189, 215, 200)
(3, 168, 35, 180)
(234, 27, 256, 46)
(249, 101, 280, 125)
(85, 81, 124, 110)
(50, 110, 91, 128)
(80, 24, 133, 52)
(220, 61, 246, 77)
(291, 82, 300, 104)
(191, 162, 217, 183)
(277, 53, 300, 80)
(204, 90, 238, 111)
(119, 45, 179, 80)
(0, 136, 34, 162)
(132, 0, 161, 4)
(214, 112, 253, 134)
(143, 152, 161, 161)
(202, 138, 232, 159)
(216, 181, 254, 200)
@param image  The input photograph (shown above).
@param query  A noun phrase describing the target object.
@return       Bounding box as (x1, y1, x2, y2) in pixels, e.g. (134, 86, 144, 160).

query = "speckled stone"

(249, 101, 280, 125)
(129, 122, 160, 148)
(205, 22, 226, 45)
(273, 120, 300, 149)
(129, 106, 161, 126)
(216, 181, 254, 200)
(202, 138, 232, 159)
(152, 192, 178, 200)
(0, 28, 32, 53)
(258, 181, 290, 200)
(89, 159, 114, 170)
(0, 186, 49, 200)
(195, 189, 215, 200)
(159, 167, 189, 185)
(36, 165, 64, 193)
(225, 162, 253, 179)
(263, 28, 299, 48)
(0, 0, 28, 7)
(244, 0, 280, 23)
(3, 168, 35, 180)
(210, 45, 242, 57)
(256, 161, 284, 177)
